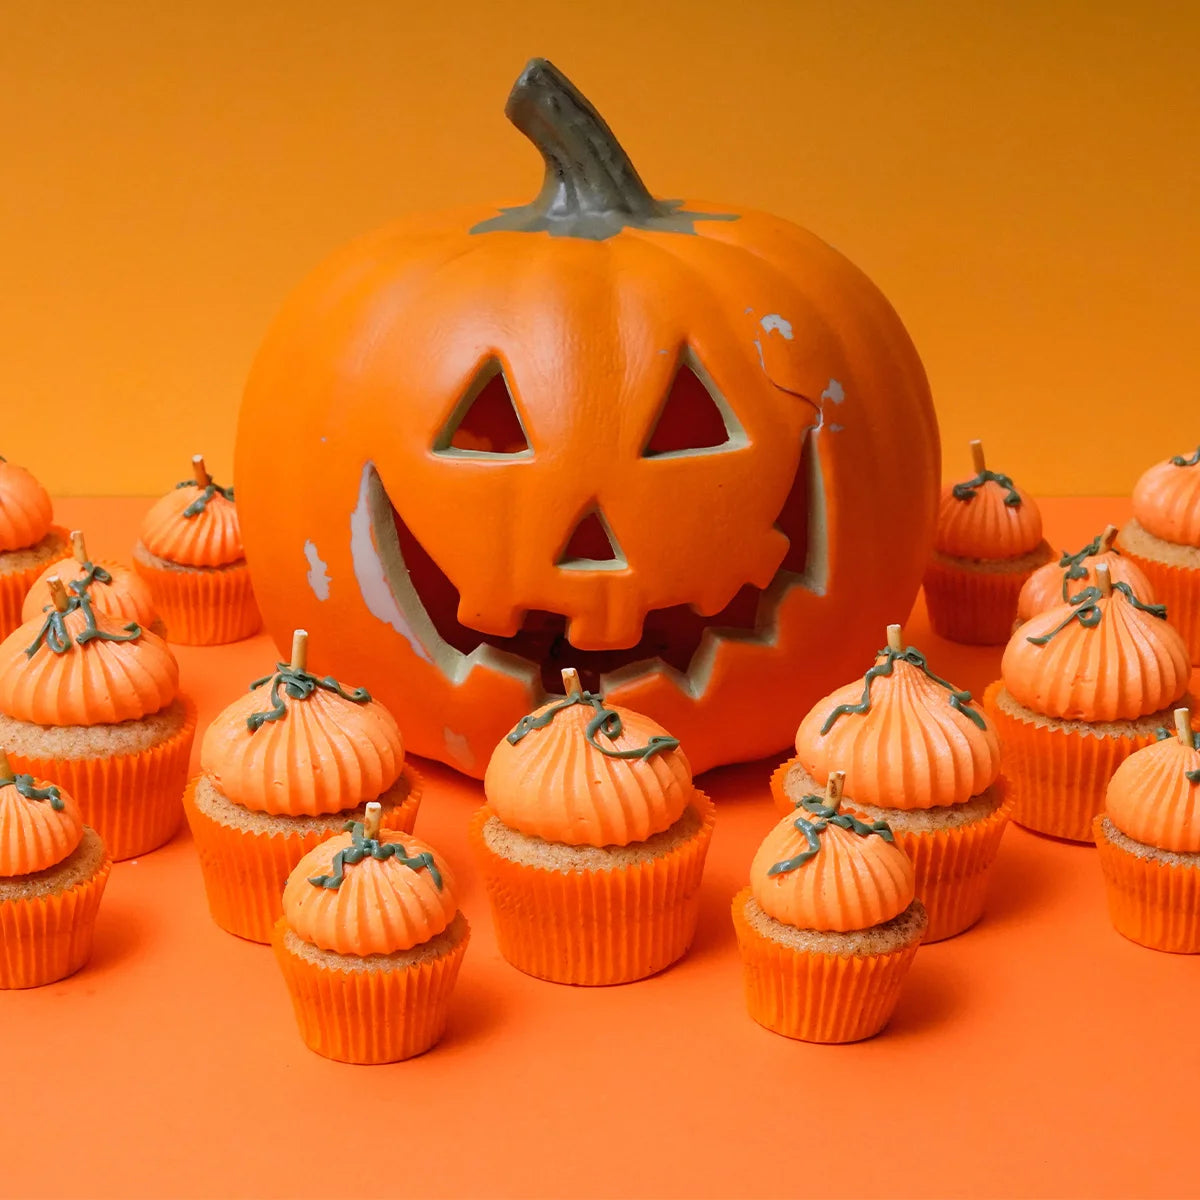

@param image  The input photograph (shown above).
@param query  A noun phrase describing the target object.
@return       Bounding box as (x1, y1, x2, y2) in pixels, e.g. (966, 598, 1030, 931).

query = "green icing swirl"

(0, 773, 65, 811)
(507, 690, 679, 761)
(174, 477, 234, 517)
(24, 592, 141, 659)
(1025, 580, 1167, 647)
(307, 819, 443, 890)
(819, 643, 986, 734)
(768, 791, 895, 877)
(951, 469, 1021, 507)
(1058, 534, 1109, 603)
(67, 561, 113, 596)
(246, 665, 370, 732)
(1169, 446, 1200, 468)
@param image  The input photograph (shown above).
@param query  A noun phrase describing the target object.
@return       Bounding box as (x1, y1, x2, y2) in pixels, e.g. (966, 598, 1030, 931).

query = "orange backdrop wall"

(1, 0, 1196, 497)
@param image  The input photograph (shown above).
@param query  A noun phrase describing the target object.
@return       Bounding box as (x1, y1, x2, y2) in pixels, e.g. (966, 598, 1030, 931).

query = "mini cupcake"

(273, 801, 468, 1063)
(0, 750, 111, 988)
(133, 454, 259, 645)
(984, 563, 1192, 842)
(0, 577, 196, 860)
(21, 530, 164, 636)
(774, 623, 1010, 942)
(733, 771, 927, 1043)
(185, 630, 422, 943)
(0, 455, 68, 638)
(1016, 524, 1155, 626)
(924, 440, 1054, 644)
(1094, 707, 1200, 952)
(1117, 445, 1200, 664)
(471, 668, 715, 985)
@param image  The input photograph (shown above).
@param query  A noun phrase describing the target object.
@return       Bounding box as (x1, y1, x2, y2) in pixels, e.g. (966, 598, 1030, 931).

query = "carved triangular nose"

(557, 508, 625, 569)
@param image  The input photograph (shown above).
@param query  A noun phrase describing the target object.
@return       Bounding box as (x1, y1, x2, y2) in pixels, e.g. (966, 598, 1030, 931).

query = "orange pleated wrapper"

(272, 916, 470, 1063)
(731, 887, 920, 1043)
(924, 555, 1049, 646)
(5, 698, 197, 861)
(470, 791, 715, 985)
(133, 557, 260, 646)
(183, 766, 423, 944)
(0, 527, 68, 639)
(1116, 549, 1200, 665)
(982, 682, 1161, 842)
(0, 858, 111, 988)
(1094, 817, 1200, 953)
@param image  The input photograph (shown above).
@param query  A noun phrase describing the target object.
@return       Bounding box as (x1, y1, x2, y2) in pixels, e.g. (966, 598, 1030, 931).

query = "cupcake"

(924, 439, 1054, 644)
(0, 577, 196, 860)
(1016, 524, 1155, 626)
(1094, 707, 1200, 952)
(471, 668, 715, 985)
(984, 563, 1192, 842)
(732, 771, 927, 1042)
(774, 623, 1010, 941)
(0, 455, 68, 639)
(184, 630, 422, 943)
(133, 454, 259, 645)
(0, 749, 111, 988)
(1117, 445, 1200, 664)
(273, 801, 469, 1063)
(21, 530, 164, 636)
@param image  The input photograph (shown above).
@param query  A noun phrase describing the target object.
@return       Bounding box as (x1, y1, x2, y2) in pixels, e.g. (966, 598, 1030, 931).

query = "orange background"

(3, 0, 1198, 497)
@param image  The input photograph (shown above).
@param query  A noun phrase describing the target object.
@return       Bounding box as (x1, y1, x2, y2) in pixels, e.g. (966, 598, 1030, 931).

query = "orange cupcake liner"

(0, 856, 111, 989)
(983, 681, 1160, 843)
(923, 555, 1046, 646)
(272, 917, 470, 1063)
(770, 757, 796, 816)
(731, 887, 920, 1042)
(1094, 816, 1200, 953)
(470, 791, 716, 985)
(6, 698, 197, 862)
(1119, 548, 1200, 664)
(0, 526, 69, 638)
(184, 765, 424, 944)
(133, 556, 260, 645)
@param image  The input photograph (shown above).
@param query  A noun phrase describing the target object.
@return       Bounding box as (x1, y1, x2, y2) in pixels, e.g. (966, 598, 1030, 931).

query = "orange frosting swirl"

(934, 478, 1044, 558)
(0, 605, 178, 726)
(139, 484, 243, 567)
(201, 685, 404, 816)
(283, 829, 456, 955)
(0, 459, 53, 553)
(1017, 550, 1154, 622)
(484, 693, 693, 846)
(21, 559, 158, 627)
(1002, 590, 1190, 721)
(0, 774, 84, 876)
(1105, 734, 1200, 853)
(795, 654, 999, 810)
(750, 809, 914, 932)
(1132, 453, 1200, 548)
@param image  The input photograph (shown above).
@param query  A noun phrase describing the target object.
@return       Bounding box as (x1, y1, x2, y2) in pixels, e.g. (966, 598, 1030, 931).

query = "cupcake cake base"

(0, 526, 69, 638)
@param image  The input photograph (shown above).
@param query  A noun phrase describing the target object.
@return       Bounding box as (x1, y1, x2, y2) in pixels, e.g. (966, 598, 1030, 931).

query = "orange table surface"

(5, 495, 1198, 1200)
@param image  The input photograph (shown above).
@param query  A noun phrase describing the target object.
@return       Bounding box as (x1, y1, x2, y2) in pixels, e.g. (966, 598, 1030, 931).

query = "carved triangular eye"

(642, 352, 745, 458)
(557, 508, 625, 570)
(434, 360, 532, 457)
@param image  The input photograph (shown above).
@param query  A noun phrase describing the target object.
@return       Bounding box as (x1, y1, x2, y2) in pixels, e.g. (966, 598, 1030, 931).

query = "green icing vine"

(1026, 581, 1167, 647)
(246, 664, 370, 732)
(951, 470, 1021, 507)
(24, 592, 141, 659)
(0, 774, 64, 811)
(175, 477, 234, 517)
(507, 690, 679, 761)
(66, 561, 113, 596)
(307, 819, 443, 890)
(1058, 535, 1108, 603)
(1169, 446, 1200, 468)
(768, 792, 895, 877)
(819, 643, 986, 734)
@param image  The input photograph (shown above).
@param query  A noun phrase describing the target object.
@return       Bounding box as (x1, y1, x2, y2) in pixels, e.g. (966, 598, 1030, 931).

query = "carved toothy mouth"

(350, 436, 827, 700)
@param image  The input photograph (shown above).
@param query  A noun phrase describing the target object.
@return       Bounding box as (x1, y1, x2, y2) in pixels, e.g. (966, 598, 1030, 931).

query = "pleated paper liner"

(0, 856, 111, 989)
(272, 914, 470, 1064)
(1094, 816, 1200, 953)
(133, 555, 260, 646)
(0, 526, 69, 639)
(923, 556, 1045, 646)
(1118, 548, 1200, 665)
(731, 888, 922, 1043)
(470, 791, 716, 985)
(770, 757, 795, 816)
(5, 697, 197, 861)
(983, 682, 1162, 843)
(184, 765, 424, 944)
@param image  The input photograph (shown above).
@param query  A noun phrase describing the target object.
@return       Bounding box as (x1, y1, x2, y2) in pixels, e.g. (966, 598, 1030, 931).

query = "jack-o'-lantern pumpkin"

(235, 59, 939, 777)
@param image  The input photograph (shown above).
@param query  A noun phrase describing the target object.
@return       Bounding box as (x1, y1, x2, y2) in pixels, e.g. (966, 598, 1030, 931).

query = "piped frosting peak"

(139, 457, 243, 566)
(1017, 527, 1154, 621)
(1132, 448, 1200, 548)
(0, 766, 84, 876)
(0, 458, 53, 553)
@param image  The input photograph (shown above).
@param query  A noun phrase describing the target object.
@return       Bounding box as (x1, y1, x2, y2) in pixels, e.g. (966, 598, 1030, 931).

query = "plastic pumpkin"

(235, 59, 938, 777)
